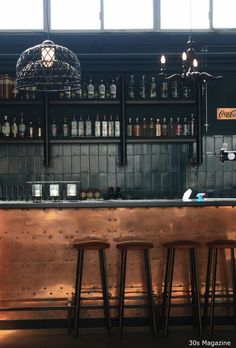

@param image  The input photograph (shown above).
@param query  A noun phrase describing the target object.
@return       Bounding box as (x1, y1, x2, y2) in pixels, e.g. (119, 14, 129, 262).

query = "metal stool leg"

(160, 248, 171, 329)
(191, 248, 202, 337)
(144, 249, 157, 338)
(230, 248, 236, 328)
(118, 249, 127, 339)
(189, 249, 197, 329)
(74, 250, 84, 338)
(165, 248, 175, 337)
(209, 248, 218, 338)
(204, 247, 213, 329)
(99, 249, 112, 336)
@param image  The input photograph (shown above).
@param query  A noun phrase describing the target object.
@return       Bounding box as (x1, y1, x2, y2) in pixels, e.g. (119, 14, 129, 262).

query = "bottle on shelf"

(105, 83, 110, 99)
(175, 117, 182, 136)
(94, 82, 99, 99)
(78, 115, 84, 137)
(18, 113, 26, 138)
(128, 74, 135, 99)
(168, 117, 175, 137)
(51, 118, 57, 137)
(142, 117, 148, 137)
(11, 116, 18, 138)
(36, 118, 42, 138)
(161, 117, 168, 136)
(161, 80, 168, 99)
(139, 75, 146, 99)
(82, 82, 88, 99)
(108, 115, 114, 137)
(148, 117, 155, 137)
(182, 117, 190, 136)
(114, 115, 120, 137)
(149, 76, 157, 98)
(95, 114, 101, 137)
(109, 79, 117, 99)
(27, 121, 34, 138)
(171, 80, 178, 99)
(62, 116, 69, 137)
(155, 118, 161, 137)
(98, 79, 106, 99)
(127, 117, 133, 137)
(85, 115, 92, 136)
(2, 115, 10, 137)
(71, 114, 78, 137)
(102, 115, 108, 137)
(133, 117, 141, 137)
(182, 81, 191, 99)
(190, 114, 195, 136)
(87, 78, 95, 99)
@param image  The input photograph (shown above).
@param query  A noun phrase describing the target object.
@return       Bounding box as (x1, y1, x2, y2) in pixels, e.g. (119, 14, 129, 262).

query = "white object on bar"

(182, 188, 192, 201)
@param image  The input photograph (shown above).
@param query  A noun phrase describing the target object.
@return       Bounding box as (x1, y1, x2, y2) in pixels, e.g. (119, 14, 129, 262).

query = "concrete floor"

(0, 327, 235, 348)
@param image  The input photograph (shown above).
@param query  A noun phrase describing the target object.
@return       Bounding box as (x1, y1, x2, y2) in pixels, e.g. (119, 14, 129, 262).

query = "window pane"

(51, 0, 100, 30)
(161, 0, 209, 29)
(0, 0, 43, 30)
(104, 0, 153, 30)
(213, 0, 236, 28)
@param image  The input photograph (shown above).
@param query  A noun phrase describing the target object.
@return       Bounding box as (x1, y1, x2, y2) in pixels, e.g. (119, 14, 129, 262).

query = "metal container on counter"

(63, 181, 80, 200)
(31, 183, 43, 202)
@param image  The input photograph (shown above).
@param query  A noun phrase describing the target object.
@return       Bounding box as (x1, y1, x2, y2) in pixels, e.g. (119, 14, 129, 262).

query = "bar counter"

(0, 199, 235, 322)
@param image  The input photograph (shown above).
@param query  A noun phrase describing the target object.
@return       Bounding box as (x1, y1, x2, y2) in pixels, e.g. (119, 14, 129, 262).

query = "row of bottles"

(127, 115, 196, 137)
(0, 114, 42, 138)
(51, 114, 121, 138)
(127, 74, 193, 100)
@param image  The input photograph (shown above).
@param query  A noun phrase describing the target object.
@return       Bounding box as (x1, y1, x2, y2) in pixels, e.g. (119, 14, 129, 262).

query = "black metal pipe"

(43, 92, 50, 167)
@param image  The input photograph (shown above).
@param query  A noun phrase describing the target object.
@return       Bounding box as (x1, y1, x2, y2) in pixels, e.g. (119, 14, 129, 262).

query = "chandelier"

(16, 40, 81, 92)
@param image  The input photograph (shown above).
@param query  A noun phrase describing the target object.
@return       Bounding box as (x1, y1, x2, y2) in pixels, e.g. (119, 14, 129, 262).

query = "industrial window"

(0, 0, 43, 30)
(103, 0, 153, 30)
(213, 0, 235, 28)
(160, 0, 209, 30)
(50, 0, 100, 30)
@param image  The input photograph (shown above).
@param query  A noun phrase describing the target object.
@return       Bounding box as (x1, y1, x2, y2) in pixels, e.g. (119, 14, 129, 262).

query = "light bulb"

(41, 41, 55, 68)
(161, 55, 166, 65)
(193, 58, 198, 69)
(182, 52, 187, 61)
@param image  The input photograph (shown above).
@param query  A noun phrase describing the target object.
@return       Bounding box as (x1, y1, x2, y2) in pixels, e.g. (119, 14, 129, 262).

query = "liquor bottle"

(62, 116, 69, 137)
(149, 76, 157, 98)
(87, 78, 95, 99)
(148, 117, 155, 137)
(102, 115, 108, 137)
(36, 118, 42, 138)
(27, 121, 34, 138)
(161, 81, 168, 99)
(94, 83, 99, 99)
(95, 114, 101, 137)
(142, 117, 148, 137)
(78, 115, 84, 137)
(155, 118, 161, 137)
(18, 113, 26, 138)
(98, 79, 105, 99)
(175, 117, 182, 136)
(171, 80, 178, 98)
(161, 117, 168, 136)
(182, 82, 190, 99)
(168, 117, 175, 137)
(2, 115, 10, 137)
(108, 115, 114, 137)
(133, 117, 141, 137)
(109, 79, 117, 99)
(71, 114, 78, 137)
(190, 114, 195, 136)
(51, 119, 57, 137)
(105, 83, 110, 99)
(127, 117, 133, 137)
(82, 82, 87, 99)
(182, 117, 189, 136)
(85, 115, 92, 136)
(128, 74, 135, 99)
(114, 115, 120, 137)
(139, 75, 146, 99)
(11, 116, 18, 138)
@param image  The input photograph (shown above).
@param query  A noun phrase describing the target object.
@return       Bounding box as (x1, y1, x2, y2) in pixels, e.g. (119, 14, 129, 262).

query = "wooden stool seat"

(72, 238, 111, 338)
(206, 239, 236, 249)
(116, 240, 154, 250)
(73, 239, 110, 250)
(163, 240, 200, 249)
(161, 239, 202, 336)
(116, 239, 156, 338)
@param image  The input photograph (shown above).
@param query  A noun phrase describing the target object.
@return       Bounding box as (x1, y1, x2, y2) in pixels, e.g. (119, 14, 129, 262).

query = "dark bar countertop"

(1, 198, 236, 209)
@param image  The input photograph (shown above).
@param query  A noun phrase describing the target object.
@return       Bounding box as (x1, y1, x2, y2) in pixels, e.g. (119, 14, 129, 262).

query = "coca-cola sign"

(217, 108, 236, 120)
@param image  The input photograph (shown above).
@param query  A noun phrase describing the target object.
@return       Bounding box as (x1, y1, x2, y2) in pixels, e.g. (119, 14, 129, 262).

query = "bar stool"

(73, 239, 112, 338)
(161, 240, 202, 336)
(116, 240, 156, 338)
(204, 239, 236, 337)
